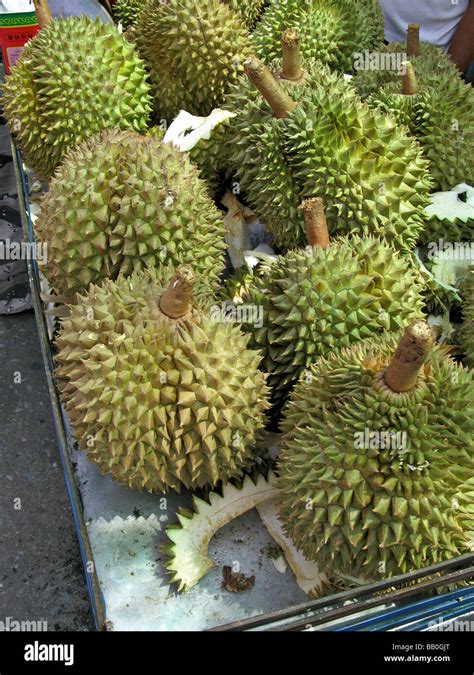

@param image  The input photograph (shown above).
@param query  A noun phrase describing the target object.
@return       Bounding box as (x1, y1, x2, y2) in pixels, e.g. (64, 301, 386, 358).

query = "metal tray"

(12, 144, 474, 631)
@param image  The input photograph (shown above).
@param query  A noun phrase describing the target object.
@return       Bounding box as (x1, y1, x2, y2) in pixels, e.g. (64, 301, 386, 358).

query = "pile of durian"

(4, 0, 473, 596)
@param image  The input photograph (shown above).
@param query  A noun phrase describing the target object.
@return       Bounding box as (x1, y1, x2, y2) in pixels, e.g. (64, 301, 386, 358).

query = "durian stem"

(33, 0, 53, 28)
(384, 321, 434, 393)
(401, 62, 420, 95)
(281, 29, 303, 81)
(299, 198, 330, 249)
(406, 23, 420, 57)
(244, 56, 298, 119)
(159, 266, 195, 319)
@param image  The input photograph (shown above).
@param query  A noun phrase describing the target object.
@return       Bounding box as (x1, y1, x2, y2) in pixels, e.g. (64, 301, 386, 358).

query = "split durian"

(2, 16, 151, 179)
(241, 199, 425, 412)
(227, 41, 432, 251)
(366, 63, 474, 191)
(55, 266, 270, 492)
(423, 184, 474, 245)
(135, 0, 252, 120)
(278, 321, 474, 580)
(253, 0, 384, 73)
(35, 129, 227, 300)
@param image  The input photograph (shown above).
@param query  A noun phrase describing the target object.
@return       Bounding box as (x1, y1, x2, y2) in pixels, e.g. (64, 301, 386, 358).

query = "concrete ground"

(0, 310, 93, 631)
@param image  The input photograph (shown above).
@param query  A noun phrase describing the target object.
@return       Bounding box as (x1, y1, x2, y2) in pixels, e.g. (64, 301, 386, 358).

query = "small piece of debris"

(133, 507, 141, 518)
(221, 566, 255, 593)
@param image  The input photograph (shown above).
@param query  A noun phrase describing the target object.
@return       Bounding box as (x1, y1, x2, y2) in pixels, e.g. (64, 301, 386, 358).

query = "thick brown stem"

(384, 321, 434, 393)
(299, 198, 330, 249)
(401, 61, 420, 95)
(406, 23, 420, 57)
(281, 29, 303, 81)
(244, 56, 297, 119)
(33, 0, 53, 28)
(159, 266, 195, 319)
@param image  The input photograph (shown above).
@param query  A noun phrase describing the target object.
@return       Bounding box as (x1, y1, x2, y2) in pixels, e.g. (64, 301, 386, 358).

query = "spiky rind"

(278, 334, 474, 580)
(227, 60, 432, 251)
(462, 271, 474, 368)
(55, 266, 270, 493)
(353, 42, 460, 100)
(112, 0, 145, 29)
(223, 0, 267, 29)
(243, 235, 425, 410)
(135, 0, 252, 119)
(253, 0, 384, 74)
(2, 17, 151, 179)
(367, 79, 474, 192)
(164, 471, 278, 591)
(35, 129, 227, 300)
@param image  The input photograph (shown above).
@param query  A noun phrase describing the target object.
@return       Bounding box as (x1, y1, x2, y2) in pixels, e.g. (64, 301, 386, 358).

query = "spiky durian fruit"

(366, 64, 474, 191)
(253, 0, 384, 73)
(2, 16, 151, 179)
(278, 321, 474, 580)
(112, 0, 145, 29)
(135, 0, 252, 120)
(462, 272, 474, 367)
(223, 0, 268, 29)
(241, 199, 425, 412)
(227, 43, 431, 251)
(35, 130, 227, 301)
(55, 265, 270, 492)
(353, 25, 462, 100)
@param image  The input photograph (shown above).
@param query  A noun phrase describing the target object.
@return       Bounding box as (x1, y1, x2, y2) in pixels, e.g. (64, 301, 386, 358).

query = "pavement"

(0, 310, 94, 631)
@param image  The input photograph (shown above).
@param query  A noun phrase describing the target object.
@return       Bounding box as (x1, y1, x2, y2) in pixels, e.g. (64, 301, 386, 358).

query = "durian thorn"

(159, 266, 195, 319)
(299, 198, 330, 249)
(33, 0, 53, 28)
(281, 29, 304, 82)
(244, 56, 298, 119)
(384, 320, 434, 393)
(401, 62, 420, 95)
(406, 23, 420, 57)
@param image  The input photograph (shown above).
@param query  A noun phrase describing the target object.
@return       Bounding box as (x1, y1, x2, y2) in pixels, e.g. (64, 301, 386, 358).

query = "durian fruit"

(227, 41, 432, 251)
(366, 63, 474, 191)
(423, 184, 474, 245)
(462, 271, 474, 367)
(253, 0, 384, 74)
(241, 199, 425, 412)
(278, 321, 474, 580)
(135, 0, 252, 120)
(55, 265, 270, 493)
(353, 24, 463, 100)
(35, 130, 227, 301)
(2, 16, 151, 179)
(112, 0, 145, 29)
(223, 0, 268, 29)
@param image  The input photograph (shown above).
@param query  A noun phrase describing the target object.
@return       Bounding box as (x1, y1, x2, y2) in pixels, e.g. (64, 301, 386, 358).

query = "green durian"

(227, 46, 432, 251)
(278, 321, 474, 581)
(2, 17, 151, 179)
(353, 25, 461, 100)
(112, 0, 145, 29)
(35, 129, 227, 300)
(223, 0, 268, 29)
(241, 199, 425, 412)
(135, 0, 252, 120)
(462, 271, 474, 367)
(253, 0, 384, 73)
(366, 63, 474, 191)
(55, 265, 270, 493)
